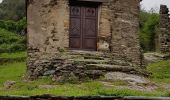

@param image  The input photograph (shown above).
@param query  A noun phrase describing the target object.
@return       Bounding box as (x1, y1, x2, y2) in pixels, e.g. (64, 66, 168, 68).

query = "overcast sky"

(141, 0, 170, 12)
(0, 0, 169, 12)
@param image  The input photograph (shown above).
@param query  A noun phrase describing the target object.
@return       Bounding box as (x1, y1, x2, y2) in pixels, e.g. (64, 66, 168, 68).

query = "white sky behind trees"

(141, 0, 170, 12)
(0, 0, 169, 12)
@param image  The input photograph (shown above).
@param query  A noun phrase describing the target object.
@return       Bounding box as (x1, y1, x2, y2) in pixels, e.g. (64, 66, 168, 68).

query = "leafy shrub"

(15, 17, 26, 33)
(0, 28, 26, 53)
(139, 10, 160, 52)
(0, 17, 26, 34)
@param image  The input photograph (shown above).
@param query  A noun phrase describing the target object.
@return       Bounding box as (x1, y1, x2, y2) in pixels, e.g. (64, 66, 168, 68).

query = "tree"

(139, 9, 160, 52)
(0, 0, 25, 20)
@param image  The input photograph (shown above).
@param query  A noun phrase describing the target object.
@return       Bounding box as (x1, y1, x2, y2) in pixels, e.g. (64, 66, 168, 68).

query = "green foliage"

(0, 28, 26, 53)
(0, 0, 26, 53)
(15, 17, 27, 33)
(0, 17, 26, 34)
(164, 90, 170, 97)
(139, 10, 160, 52)
(0, 0, 25, 20)
(147, 59, 170, 84)
(139, 10, 151, 29)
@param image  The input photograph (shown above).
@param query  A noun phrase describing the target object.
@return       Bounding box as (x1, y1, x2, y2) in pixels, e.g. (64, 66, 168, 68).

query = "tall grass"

(147, 59, 170, 84)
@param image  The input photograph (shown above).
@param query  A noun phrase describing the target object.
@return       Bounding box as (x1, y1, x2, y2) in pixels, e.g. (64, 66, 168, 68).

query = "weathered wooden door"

(69, 1, 98, 51)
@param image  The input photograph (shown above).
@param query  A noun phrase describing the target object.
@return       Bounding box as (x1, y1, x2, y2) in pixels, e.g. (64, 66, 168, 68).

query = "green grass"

(0, 86, 162, 96)
(0, 72, 163, 96)
(0, 53, 170, 96)
(0, 62, 26, 87)
(0, 51, 26, 59)
(147, 59, 170, 84)
(0, 51, 26, 64)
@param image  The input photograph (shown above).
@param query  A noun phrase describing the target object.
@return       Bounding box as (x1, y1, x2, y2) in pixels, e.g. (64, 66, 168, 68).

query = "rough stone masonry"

(27, 0, 145, 81)
(159, 5, 170, 53)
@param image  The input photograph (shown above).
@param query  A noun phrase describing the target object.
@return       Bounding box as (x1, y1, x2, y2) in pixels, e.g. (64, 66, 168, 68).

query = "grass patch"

(0, 76, 163, 96)
(0, 62, 169, 96)
(147, 59, 170, 84)
(97, 88, 161, 96)
(0, 51, 26, 59)
(0, 51, 26, 64)
(112, 80, 128, 86)
(0, 57, 170, 96)
(0, 62, 26, 87)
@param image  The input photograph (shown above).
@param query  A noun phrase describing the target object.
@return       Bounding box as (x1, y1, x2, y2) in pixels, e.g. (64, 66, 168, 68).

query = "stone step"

(83, 56, 105, 60)
(61, 52, 110, 61)
(69, 59, 110, 65)
(86, 64, 135, 72)
(110, 60, 131, 66)
(64, 52, 130, 65)
(50, 58, 66, 64)
(68, 50, 110, 58)
(60, 54, 84, 59)
(65, 54, 109, 61)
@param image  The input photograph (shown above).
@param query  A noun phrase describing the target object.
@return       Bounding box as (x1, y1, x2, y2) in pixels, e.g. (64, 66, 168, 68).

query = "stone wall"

(27, 0, 70, 79)
(98, 2, 112, 51)
(110, 0, 143, 66)
(27, 0, 69, 53)
(27, 0, 144, 80)
(159, 5, 170, 53)
(97, 0, 143, 66)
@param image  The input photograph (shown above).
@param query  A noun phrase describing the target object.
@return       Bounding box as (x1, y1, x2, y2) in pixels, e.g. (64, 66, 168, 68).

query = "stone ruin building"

(159, 5, 170, 53)
(27, 0, 145, 81)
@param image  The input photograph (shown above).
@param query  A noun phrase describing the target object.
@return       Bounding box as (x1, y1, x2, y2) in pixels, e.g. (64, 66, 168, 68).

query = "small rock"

(44, 70, 56, 76)
(104, 72, 150, 84)
(4, 80, 16, 89)
(144, 52, 170, 64)
(104, 72, 158, 91)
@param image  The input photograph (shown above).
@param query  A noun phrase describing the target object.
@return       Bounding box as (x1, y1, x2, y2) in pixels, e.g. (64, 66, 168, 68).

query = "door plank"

(69, 1, 98, 51)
